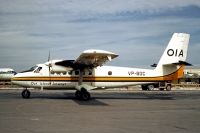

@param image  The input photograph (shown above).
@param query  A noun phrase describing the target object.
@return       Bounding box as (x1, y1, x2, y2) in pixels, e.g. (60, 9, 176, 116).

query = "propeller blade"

(48, 50, 52, 85)
(48, 50, 50, 62)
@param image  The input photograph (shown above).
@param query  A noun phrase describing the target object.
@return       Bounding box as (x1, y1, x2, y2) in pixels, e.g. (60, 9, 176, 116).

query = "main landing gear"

(75, 88, 91, 101)
(21, 89, 31, 99)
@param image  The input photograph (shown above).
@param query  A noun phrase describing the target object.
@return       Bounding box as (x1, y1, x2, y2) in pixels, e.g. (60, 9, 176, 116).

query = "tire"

(141, 85, 148, 91)
(147, 85, 154, 91)
(21, 89, 30, 99)
(80, 88, 91, 101)
(75, 90, 81, 99)
(81, 91, 91, 101)
(166, 85, 172, 91)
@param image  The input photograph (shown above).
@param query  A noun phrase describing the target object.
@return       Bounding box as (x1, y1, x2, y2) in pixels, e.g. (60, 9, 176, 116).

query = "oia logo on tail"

(167, 49, 183, 57)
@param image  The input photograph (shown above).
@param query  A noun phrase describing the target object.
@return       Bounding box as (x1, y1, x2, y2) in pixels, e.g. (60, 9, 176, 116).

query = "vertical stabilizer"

(155, 33, 190, 80)
(157, 33, 190, 67)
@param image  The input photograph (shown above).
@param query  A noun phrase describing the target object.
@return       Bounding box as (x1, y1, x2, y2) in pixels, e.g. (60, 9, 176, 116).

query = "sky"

(0, 0, 200, 72)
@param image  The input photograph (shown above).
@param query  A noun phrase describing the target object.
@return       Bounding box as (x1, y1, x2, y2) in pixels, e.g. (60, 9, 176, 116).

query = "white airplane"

(0, 68, 16, 81)
(12, 33, 190, 100)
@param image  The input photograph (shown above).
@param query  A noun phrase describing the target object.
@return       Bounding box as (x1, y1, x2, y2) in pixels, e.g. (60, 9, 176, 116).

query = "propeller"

(48, 50, 52, 85)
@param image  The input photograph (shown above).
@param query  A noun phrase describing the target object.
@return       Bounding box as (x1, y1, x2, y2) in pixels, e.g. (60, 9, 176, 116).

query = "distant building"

(176, 67, 200, 84)
(184, 68, 200, 77)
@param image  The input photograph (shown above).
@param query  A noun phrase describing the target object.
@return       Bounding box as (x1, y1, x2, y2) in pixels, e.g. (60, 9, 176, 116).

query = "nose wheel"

(21, 89, 31, 99)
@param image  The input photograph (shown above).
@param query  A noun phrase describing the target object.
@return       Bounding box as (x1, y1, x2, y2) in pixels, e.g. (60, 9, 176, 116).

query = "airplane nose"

(11, 72, 29, 87)
(11, 73, 20, 85)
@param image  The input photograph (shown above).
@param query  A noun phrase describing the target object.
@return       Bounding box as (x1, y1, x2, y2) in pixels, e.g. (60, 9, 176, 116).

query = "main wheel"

(21, 89, 30, 99)
(141, 85, 148, 91)
(81, 91, 91, 101)
(80, 88, 91, 101)
(166, 84, 172, 91)
(147, 85, 154, 91)
(75, 90, 81, 99)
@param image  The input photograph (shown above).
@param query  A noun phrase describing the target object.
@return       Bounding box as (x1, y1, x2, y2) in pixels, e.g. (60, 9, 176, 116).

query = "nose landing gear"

(21, 89, 31, 99)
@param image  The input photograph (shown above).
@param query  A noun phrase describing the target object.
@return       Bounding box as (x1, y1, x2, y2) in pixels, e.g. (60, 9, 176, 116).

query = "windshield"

(21, 66, 38, 73)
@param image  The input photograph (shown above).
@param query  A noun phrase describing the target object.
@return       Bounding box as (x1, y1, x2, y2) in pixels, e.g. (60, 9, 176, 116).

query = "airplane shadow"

(26, 91, 175, 106)
(28, 92, 109, 106)
(72, 98, 109, 106)
(93, 95, 175, 100)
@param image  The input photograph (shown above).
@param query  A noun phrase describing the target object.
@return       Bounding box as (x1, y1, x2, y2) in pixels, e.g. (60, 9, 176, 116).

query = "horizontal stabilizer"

(173, 61, 192, 66)
(151, 63, 157, 67)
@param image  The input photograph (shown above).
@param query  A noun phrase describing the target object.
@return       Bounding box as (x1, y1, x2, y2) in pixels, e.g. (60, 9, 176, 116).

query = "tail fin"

(155, 33, 190, 80)
(157, 33, 190, 67)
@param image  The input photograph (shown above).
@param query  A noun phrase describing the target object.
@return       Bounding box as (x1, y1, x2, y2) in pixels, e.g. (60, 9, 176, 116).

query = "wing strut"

(78, 69, 84, 85)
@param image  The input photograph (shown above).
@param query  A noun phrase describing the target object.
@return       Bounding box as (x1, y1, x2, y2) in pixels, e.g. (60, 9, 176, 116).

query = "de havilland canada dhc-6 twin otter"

(12, 33, 191, 101)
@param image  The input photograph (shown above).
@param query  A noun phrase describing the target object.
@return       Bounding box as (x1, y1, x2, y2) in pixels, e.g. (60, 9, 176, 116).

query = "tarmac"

(0, 89, 200, 133)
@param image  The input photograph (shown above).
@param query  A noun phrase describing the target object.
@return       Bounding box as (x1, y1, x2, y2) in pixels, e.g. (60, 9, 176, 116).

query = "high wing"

(75, 49, 118, 67)
(55, 49, 118, 69)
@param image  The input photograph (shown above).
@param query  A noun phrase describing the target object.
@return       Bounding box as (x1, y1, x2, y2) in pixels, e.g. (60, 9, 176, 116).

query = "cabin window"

(0, 71, 16, 74)
(68, 71, 72, 75)
(56, 72, 62, 75)
(0, 72, 5, 74)
(63, 72, 67, 75)
(108, 71, 112, 75)
(88, 71, 92, 75)
(51, 71, 55, 75)
(75, 70, 79, 75)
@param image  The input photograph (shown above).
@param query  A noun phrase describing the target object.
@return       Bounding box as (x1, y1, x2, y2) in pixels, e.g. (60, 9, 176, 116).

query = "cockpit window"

(34, 67, 42, 73)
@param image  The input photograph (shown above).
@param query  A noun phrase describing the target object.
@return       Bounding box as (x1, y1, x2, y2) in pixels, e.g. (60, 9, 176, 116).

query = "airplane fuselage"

(12, 64, 182, 89)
